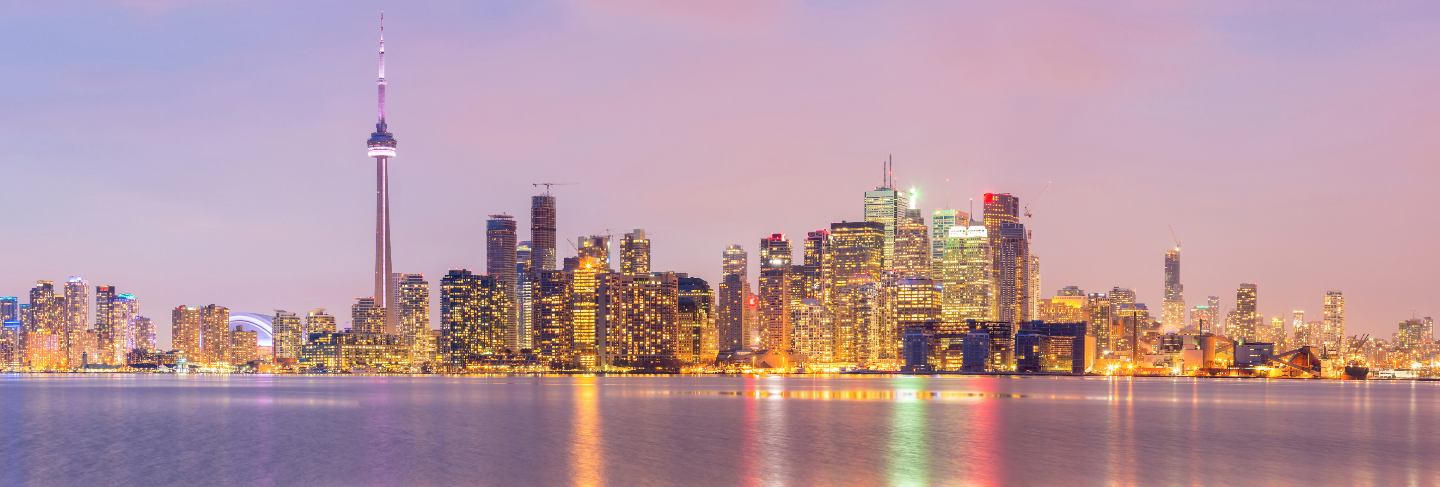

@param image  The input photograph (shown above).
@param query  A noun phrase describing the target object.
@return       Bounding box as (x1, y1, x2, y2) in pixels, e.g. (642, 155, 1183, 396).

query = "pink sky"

(2, 2, 1437, 345)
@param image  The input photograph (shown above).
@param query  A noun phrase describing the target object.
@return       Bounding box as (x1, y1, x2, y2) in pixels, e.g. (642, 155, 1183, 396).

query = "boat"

(1343, 364, 1369, 380)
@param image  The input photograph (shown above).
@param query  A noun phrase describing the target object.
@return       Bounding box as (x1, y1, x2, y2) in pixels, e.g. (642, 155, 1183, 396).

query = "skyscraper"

(24, 281, 66, 369)
(273, 310, 303, 363)
(994, 221, 1030, 324)
(717, 245, 748, 352)
(533, 270, 572, 368)
(1233, 284, 1259, 342)
(110, 293, 139, 363)
(94, 285, 117, 364)
(1162, 247, 1186, 330)
(440, 269, 509, 368)
(827, 221, 885, 364)
(397, 273, 432, 366)
(863, 158, 908, 270)
(172, 306, 202, 362)
(351, 297, 385, 334)
(930, 208, 967, 276)
(940, 223, 995, 323)
(757, 234, 793, 355)
(306, 309, 337, 336)
(62, 277, 88, 365)
(366, 15, 399, 336)
(516, 242, 534, 351)
(984, 193, 1028, 323)
(200, 304, 231, 364)
(487, 214, 518, 348)
(620, 229, 651, 275)
(894, 209, 930, 278)
(677, 276, 715, 366)
(569, 258, 603, 368)
(1322, 290, 1345, 357)
(600, 272, 680, 369)
(133, 316, 155, 354)
(530, 193, 558, 272)
(577, 235, 611, 270)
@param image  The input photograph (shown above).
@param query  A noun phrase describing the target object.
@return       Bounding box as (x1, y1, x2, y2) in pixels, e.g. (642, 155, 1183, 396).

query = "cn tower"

(366, 13, 398, 333)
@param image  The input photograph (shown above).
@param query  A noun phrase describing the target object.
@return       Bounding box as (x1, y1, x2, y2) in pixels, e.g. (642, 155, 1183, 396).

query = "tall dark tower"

(366, 13, 399, 332)
(531, 192, 557, 272)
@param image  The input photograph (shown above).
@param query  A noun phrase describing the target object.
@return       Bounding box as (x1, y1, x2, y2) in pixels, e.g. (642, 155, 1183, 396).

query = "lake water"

(1, 375, 1437, 486)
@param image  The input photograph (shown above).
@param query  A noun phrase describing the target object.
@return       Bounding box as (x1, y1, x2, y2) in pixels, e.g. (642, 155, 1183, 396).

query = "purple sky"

(4, 2, 1437, 346)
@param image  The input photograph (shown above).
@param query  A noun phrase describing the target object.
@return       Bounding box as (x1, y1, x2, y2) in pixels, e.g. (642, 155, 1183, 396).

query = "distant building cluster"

(4, 21, 1435, 378)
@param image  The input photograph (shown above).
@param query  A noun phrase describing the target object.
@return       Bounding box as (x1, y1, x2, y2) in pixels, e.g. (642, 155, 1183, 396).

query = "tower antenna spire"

(377, 11, 387, 125)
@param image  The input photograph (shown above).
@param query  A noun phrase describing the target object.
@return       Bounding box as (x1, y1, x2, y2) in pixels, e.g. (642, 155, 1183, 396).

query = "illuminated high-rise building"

(940, 223, 995, 323)
(200, 304, 231, 364)
(533, 269, 573, 368)
(797, 230, 830, 302)
(530, 192, 558, 272)
(896, 277, 941, 329)
(1322, 290, 1345, 357)
(351, 297, 385, 335)
(1039, 294, 1089, 324)
(1395, 317, 1434, 354)
(601, 272, 679, 369)
(62, 277, 88, 365)
(1233, 283, 1259, 343)
(396, 273, 432, 366)
(486, 214, 519, 349)
(677, 276, 716, 366)
(983, 192, 1020, 248)
(1088, 293, 1113, 353)
(1028, 254, 1042, 320)
(894, 209, 930, 278)
(516, 242, 534, 351)
(272, 309, 303, 363)
(574, 235, 610, 271)
(930, 209, 967, 276)
(0, 297, 19, 369)
(1289, 310, 1316, 349)
(569, 257, 604, 368)
(172, 306, 202, 361)
(110, 293, 139, 362)
(365, 15, 400, 336)
(1263, 316, 1287, 346)
(440, 269, 510, 368)
(230, 326, 258, 365)
(827, 221, 885, 364)
(134, 319, 157, 356)
(994, 221, 1030, 324)
(1191, 303, 1218, 335)
(862, 157, 908, 270)
(791, 299, 834, 366)
(94, 285, 118, 364)
(305, 309, 337, 336)
(620, 229, 651, 275)
(1162, 247, 1186, 330)
(717, 245, 748, 352)
(24, 281, 66, 369)
(757, 234, 793, 355)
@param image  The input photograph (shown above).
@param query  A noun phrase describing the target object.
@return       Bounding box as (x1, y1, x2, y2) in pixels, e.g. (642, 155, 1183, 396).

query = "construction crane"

(531, 182, 575, 195)
(1023, 181, 1052, 242)
(1022, 181, 1052, 219)
(1169, 225, 1182, 251)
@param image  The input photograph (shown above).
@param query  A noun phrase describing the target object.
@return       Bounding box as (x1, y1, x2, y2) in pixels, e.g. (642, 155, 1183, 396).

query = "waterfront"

(1, 375, 1437, 486)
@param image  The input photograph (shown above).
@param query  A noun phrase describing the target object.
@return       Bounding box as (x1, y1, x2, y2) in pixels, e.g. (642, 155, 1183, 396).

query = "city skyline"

(5, 3, 1439, 347)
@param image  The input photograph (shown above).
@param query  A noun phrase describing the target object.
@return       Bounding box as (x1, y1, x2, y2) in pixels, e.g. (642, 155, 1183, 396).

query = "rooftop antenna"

(887, 154, 895, 188)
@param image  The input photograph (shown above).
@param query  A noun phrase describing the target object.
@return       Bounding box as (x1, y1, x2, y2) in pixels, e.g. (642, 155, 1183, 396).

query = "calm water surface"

(1, 375, 1437, 486)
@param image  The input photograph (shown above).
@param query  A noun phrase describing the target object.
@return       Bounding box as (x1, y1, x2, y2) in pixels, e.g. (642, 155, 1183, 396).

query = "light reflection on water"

(2, 374, 1439, 486)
